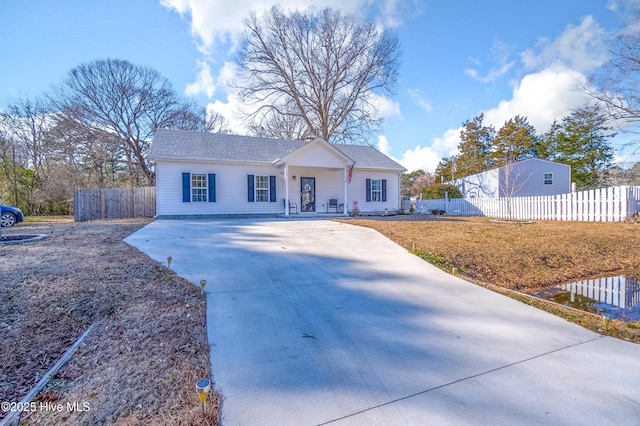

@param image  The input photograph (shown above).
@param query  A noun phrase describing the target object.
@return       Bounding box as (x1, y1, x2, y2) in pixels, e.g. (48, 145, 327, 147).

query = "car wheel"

(1, 212, 17, 227)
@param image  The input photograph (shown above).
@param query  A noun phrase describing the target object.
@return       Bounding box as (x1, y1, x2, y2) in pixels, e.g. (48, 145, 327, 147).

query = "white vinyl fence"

(410, 185, 640, 222)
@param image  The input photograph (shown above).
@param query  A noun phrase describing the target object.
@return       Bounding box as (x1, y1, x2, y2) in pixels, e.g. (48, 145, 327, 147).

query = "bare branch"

(236, 6, 400, 144)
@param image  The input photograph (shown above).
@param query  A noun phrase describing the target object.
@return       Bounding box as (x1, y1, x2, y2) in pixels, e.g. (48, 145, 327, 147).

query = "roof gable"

(276, 138, 352, 168)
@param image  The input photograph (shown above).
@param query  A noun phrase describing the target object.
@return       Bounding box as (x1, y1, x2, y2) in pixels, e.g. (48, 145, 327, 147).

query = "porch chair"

(284, 199, 298, 214)
(327, 198, 339, 213)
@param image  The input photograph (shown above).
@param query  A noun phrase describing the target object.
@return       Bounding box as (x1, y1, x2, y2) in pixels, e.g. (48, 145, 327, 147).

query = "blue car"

(1, 205, 24, 227)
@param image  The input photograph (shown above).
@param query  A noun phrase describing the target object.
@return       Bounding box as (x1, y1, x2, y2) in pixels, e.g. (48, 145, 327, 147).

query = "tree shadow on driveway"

(126, 219, 640, 426)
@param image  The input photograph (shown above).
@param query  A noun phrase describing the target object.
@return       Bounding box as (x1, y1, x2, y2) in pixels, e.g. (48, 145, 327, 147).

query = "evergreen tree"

(553, 105, 615, 189)
(421, 183, 462, 200)
(536, 120, 560, 160)
(455, 113, 495, 178)
(491, 115, 538, 166)
(434, 157, 454, 184)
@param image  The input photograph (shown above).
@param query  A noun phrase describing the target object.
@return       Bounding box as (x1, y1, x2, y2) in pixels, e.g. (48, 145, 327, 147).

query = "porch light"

(293, 176, 297, 181)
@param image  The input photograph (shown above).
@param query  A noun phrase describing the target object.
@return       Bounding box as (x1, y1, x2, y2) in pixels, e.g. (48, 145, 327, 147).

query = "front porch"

(280, 165, 350, 217)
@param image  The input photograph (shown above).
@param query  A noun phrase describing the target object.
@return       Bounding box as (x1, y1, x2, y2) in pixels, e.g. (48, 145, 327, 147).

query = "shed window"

(543, 173, 553, 185)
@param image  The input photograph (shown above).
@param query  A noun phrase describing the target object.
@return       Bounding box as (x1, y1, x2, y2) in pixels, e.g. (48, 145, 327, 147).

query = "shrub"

(421, 184, 463, 200)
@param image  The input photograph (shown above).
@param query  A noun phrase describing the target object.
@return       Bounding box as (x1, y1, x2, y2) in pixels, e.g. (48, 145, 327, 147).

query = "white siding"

(456, 169, 499, 198)
(504, 160, 571, 197)
(347, 169, 401, 213)
(285, 142, 347, 168)
(156, 160, 285, 216)
(156, 161, 402, 217)
(454, 159, 571, 198)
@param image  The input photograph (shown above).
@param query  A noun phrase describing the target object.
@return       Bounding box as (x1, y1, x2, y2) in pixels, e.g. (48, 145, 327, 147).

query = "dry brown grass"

(0, 219, 220, 425)
(341, 215, 640, 290)
(337, 215, 640, 342)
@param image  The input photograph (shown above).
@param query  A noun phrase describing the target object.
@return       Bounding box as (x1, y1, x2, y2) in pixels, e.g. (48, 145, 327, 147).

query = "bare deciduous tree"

(237, 6, 401, 143)
(247, 103, 315, 140)
(0, 96, 53, 212)
(410, 172, 435, 197)
(202, 109, 231, 134)
(45, 117, 123, 188)
(588, 20, 640, 137)
(51, 59, 203, 185)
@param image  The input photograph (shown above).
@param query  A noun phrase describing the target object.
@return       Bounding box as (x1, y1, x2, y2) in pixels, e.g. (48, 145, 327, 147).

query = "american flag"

(347, 162, 354, 184)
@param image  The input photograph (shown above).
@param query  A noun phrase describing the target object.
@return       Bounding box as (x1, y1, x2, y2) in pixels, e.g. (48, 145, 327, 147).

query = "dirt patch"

(337, 215, 640, 342)
(0, 219, 220, 425)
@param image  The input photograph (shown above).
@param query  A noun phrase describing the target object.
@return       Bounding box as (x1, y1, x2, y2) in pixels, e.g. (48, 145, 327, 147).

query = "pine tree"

(455, 114, 495, 178)
(553, 105, 615, 189)
(491, 115, 538, 166)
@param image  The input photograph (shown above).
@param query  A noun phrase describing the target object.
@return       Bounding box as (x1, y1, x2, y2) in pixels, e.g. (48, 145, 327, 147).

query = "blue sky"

(1, 0, 639, 172)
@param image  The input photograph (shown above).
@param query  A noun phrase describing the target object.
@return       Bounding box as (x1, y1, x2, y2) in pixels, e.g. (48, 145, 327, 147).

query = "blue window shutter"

(382, 179, 387, 202)
(248, 175, 254, 202)
(182, 173, 190, 202)
(366, 179, 371, 202)
(208, 174, 216, 202)
(269, 176, 276, 202)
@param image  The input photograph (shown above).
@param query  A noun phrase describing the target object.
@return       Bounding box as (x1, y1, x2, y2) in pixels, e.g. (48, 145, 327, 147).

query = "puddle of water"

(528, 274, 640, 322)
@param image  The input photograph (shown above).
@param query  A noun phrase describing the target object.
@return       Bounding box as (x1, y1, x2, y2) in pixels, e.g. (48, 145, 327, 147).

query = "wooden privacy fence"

(74, 187, 156, 222)
(412, 185, 640, 222)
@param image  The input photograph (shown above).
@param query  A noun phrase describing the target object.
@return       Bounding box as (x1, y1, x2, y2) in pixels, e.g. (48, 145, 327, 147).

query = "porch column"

(343, 167, 348, 214)
(284, 164, 289, 216)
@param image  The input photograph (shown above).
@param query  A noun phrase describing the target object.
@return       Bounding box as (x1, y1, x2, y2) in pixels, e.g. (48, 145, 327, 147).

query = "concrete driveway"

(126, 219, 640, 425)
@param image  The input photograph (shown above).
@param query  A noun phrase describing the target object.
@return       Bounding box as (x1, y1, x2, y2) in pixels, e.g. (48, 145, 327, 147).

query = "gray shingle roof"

(332, 144, 406, 171)
(150, 128, 406, 171)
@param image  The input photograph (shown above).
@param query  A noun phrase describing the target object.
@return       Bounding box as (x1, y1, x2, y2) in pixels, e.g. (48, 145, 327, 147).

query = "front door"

(300, 177, 316, 212)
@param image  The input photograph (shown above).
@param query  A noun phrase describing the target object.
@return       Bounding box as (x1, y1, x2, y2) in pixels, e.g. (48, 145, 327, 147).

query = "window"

(543, 173, 553, 185)
(247, 175, 276, 203)
(371, 179, 382, 201)
(255, 176, 269, 202)
(191, 173, 208, 202)
(365, 178, 387, 202)
(182, 173, 216, 203)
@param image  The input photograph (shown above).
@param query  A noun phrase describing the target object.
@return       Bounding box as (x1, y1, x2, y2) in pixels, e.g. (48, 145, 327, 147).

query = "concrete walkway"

(126, 219, 640, 425)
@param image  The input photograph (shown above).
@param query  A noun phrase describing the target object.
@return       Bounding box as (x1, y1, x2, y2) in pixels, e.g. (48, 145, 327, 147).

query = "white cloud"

(392, 127, 460, 173)
(607, 0, 640, 16)
(407, 89, 432, 113)
(376, 135, 392, 155)
(397, 145, 441, 173)
(521, 15, 608, 73)
(465, 40, 516, 83)
(184, 60, 216, 98)
(372, 93, 402, 119)
(206, 94, 246, 134)
(482, 66, 592, 133)
(160, 0, 405, 53)
(184, 60, 239, 99)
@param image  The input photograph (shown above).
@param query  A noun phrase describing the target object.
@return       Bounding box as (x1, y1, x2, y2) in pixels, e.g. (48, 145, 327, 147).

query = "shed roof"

(150, 129, 406, 171)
